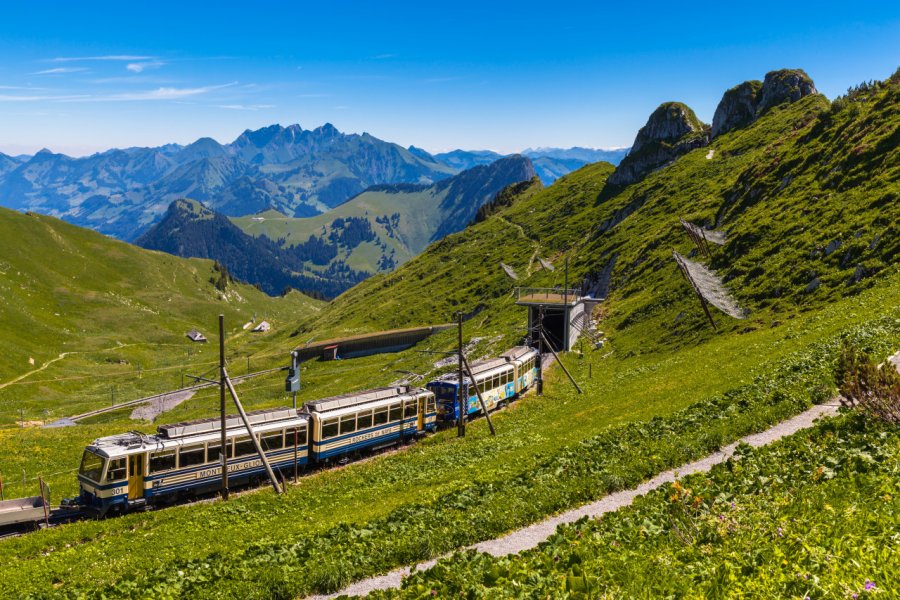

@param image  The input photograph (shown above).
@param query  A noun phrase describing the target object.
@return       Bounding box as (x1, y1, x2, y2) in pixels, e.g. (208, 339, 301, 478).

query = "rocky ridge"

(712, 69, 818, 138)
(607, 102, 710, 186)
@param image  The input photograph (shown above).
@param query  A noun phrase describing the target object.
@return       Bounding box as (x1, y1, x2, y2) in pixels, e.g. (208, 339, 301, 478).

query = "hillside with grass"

(0, 206, 322, 426)
(305, 68, 899, 349)
(0, 67, 898, 599)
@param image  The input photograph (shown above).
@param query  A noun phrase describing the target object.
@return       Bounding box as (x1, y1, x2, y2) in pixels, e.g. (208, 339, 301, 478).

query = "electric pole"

(536, 308, 544, 396)
(219, 314, 229, 500)
(457, 312, 465, 438)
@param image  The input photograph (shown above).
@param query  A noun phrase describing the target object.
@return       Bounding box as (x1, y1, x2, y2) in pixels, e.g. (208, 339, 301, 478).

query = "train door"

(417, 396, 425, 431)
(128, 454, 144, 500)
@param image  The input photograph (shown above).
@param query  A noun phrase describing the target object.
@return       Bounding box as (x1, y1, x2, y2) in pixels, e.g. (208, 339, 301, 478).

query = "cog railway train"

(73, 346, 539, 516)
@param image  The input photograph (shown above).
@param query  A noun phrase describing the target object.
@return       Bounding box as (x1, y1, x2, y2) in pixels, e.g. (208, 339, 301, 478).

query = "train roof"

(85, 408, 308, 458)
(500, 346, 538, 362)
(303, 385, 430, 415)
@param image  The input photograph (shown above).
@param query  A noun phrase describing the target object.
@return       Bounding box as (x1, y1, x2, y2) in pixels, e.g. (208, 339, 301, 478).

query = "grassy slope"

(0, 72, 897, 596)
(304, 72, 898, 350)
(3, 280, 898, 598)
(233, 184, 466, 279)
(382, 411, 900, 599)
(0, 206, 322, 426)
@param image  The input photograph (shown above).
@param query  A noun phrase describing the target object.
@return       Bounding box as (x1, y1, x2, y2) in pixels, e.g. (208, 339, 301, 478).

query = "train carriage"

(77, 408, 309, 516)
(305, 386, 436, 462)
(427, 345, 539, 422)
(54, 345, 538, 525)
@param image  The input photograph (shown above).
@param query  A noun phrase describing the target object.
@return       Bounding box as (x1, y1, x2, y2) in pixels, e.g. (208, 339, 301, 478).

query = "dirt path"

(308, 403, 840, 599)
(0, 352, 75, 390)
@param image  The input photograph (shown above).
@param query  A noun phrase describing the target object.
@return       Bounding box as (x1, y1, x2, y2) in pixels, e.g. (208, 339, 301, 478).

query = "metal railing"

(515, 287, 581, 302)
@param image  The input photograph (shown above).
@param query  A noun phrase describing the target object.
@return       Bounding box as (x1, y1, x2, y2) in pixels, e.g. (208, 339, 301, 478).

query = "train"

(72, 346, 540, 517)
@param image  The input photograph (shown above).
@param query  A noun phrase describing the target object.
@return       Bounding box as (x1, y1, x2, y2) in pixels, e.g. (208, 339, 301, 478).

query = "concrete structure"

(515, 288, 599, 351)
(294, 325, 454, 363)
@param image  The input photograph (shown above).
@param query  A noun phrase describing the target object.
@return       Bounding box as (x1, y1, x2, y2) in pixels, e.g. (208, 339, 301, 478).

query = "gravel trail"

(308, 402, 840, 599)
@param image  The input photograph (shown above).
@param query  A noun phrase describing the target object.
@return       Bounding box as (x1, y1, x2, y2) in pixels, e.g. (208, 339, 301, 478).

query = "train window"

(357, 410, 373, 429)
(234, 437, 256, 458)
(340, 415, 356, 435)
(404, 400, 417, 418)
(149, 451, 176, 474)
(179, 446, 205, 468)
(261, 432, 284, 452)
(374, 408, 389, 426)
(322, 418, 339, 439)
(285, 427, 307, 446)
(389, 403, 402, 422)
(107, 458, 127, 481)
(207, 444, 222, 464)
(426, 396, 435, 412)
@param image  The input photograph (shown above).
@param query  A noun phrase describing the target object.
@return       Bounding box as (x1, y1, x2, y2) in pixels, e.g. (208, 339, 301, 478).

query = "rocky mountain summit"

(712, 69, 818, 138)
(608, 69, 819, 188)
(607, 102, 710, 186)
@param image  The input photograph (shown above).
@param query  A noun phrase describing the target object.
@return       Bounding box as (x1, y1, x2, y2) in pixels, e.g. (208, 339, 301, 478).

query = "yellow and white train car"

(77, 408, 309, 515)
(305, 386, 436, 461)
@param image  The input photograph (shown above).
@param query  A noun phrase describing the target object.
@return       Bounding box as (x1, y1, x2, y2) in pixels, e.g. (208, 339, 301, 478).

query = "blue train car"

(305, 386, 436, 462)
(427, 346, 539, 423)
(77, 408, 309, 515)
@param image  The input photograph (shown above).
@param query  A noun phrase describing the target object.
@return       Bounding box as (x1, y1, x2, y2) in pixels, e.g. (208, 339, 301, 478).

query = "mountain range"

(0, 124, 456, 240)
(430, 147, 628, 183)
(137, 155, 538, 297)
(0, 128, 625, 241)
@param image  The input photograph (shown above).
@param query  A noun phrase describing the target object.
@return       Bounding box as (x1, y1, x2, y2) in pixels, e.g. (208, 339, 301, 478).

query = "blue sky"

(0, 1, 897, 156)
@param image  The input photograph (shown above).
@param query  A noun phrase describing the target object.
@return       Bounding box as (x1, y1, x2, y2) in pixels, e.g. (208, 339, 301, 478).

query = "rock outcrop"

(711, 69, 818, 138)
(607, 102, 710, 186)
(711, 80, 763, 138)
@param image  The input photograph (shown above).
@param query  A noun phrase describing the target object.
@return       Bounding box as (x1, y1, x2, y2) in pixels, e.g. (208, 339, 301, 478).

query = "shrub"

(836, 343, 900, 423)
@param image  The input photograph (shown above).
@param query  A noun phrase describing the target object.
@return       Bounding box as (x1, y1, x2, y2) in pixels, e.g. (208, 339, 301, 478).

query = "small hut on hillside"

(186, 329, 208, 343)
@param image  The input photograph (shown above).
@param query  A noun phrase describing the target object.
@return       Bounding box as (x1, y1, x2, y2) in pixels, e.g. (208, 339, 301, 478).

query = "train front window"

(107, 458, 127, 481)
(79, 450, 105, 482)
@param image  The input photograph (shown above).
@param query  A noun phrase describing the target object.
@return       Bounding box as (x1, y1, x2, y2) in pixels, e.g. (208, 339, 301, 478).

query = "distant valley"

(431, 147, 628, 183)
(137, 155, 540, 297)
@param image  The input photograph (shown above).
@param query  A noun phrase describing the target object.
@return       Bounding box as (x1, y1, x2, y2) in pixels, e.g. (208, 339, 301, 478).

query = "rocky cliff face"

(756, 69, 818, 114)
(608, 102, 710, 186)
(711, 80, 763, 138)
(711, 69, 818, 138)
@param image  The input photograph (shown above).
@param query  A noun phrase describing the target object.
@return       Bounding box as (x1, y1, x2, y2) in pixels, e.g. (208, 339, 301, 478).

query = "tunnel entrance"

(516, 288, 593, 352)
(539, 309, 567, 351)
